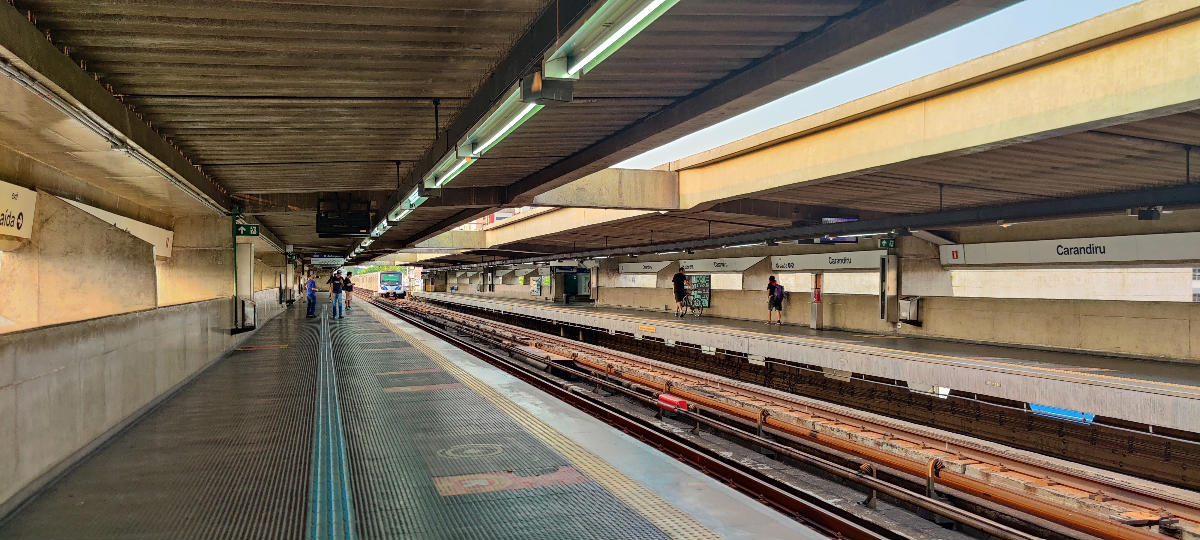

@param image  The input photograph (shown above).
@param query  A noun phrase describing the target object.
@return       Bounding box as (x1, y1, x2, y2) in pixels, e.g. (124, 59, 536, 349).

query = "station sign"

(679, 256, 764, 273)
(770, 250, 885, 272)
(618, 261, 672, 274)
(310, 253, 345, 267)
(234, 223, 260, 236)
(940, 232, 1200, 265)
(62, 197, 174, 257)
(1, 179, 36, 239)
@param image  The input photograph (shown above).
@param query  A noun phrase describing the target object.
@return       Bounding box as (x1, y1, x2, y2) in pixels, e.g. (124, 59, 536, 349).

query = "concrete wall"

(156, 215, 234, 306)
(0, 296, 286, 512)
(1, 192, 157, 332)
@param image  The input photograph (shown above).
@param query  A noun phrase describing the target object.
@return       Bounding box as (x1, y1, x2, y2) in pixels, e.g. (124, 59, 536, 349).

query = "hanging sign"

(770, 250, 885, 271)
(233, 223, 260, 236)
(679, 256, 763, 273)
(618, 261, 672, 274)
(310, 253, 345, 267)
(1, 180, 35, 239)
(940, 232, 1200, 265)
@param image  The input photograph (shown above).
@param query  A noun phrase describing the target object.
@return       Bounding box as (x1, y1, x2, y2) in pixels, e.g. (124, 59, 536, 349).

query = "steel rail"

(393, 296, 1199, 540)
(370, 297, 898, 540)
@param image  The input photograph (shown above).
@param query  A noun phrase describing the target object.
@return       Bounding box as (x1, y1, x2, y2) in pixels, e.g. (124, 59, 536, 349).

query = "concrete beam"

(673, 0, 1200, 209)
(418, 186, 506, 208)
(527, 168, 678, 209)
(414, 229, 486, 250)
(503, 0, 1019, 201)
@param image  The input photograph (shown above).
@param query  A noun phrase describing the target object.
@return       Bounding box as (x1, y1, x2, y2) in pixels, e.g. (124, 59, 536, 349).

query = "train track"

(364, 294, 1037, 540)
(370, 293, 1200, 540)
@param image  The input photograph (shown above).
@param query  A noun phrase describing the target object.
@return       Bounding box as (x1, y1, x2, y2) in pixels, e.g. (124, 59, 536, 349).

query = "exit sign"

(878, 238, 896, 249)
(234, 223, 260, 236)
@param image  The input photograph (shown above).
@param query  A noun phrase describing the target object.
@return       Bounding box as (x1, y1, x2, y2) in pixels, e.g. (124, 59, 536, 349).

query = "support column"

(810, 272, 823, 331)
(235, 240, 254, 328)
(880, 253, 900, 325)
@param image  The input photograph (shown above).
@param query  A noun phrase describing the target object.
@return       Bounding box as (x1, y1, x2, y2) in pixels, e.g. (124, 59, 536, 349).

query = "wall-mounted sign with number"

(1, 179, 36, 239)
(234, 223, 260, 236)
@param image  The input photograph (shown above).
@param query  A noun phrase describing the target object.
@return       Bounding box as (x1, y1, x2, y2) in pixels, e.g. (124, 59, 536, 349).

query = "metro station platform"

(415, 292, 1200, 433)
(0, 298, 814, 540)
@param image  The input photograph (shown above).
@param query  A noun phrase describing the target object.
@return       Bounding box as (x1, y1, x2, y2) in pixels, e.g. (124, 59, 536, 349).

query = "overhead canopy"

(0, 0, 1018, 264)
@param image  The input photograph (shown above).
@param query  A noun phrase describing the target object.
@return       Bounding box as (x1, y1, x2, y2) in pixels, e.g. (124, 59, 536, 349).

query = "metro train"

(350, 270, 407, 299)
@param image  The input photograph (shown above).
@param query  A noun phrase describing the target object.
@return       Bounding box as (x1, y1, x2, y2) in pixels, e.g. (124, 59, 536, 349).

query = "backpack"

(773, 283, 785, 301)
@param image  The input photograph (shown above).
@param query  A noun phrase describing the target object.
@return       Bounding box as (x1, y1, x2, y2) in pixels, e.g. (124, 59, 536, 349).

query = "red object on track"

(658, 394, 688, 411)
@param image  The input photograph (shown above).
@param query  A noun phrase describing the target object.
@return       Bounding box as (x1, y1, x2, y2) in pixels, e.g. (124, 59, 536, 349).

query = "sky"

(615, 0, 1144, 169)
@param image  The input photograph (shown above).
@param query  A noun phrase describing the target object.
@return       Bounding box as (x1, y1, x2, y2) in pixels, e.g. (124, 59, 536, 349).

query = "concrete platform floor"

(0, 297, 816, 540)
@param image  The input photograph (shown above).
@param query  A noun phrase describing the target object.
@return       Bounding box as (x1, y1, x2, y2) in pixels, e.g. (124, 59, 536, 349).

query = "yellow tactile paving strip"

(366, 305, 723, 540)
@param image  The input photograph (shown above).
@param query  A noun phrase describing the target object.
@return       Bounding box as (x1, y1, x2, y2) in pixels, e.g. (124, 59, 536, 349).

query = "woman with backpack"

(767, 275, 784, 325)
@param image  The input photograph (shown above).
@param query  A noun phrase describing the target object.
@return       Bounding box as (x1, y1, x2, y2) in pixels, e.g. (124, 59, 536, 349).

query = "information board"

(688, 274, 711, 308)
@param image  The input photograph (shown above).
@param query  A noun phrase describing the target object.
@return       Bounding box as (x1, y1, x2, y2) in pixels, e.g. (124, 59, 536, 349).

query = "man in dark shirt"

(343, 272, 354, 311)
(671, 267, 689, 317)
(329, 270, 345, 319)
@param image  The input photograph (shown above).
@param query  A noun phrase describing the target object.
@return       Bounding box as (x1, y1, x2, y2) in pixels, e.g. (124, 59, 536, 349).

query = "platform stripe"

(365, 305, 722, 540)
(307, 309, 357, 540)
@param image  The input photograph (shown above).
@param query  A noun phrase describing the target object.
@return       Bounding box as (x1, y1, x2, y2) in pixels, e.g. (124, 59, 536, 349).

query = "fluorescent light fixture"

(475, 103, 540, 155)
(568, 0, 669, 75)
(361, 238, 373, 247)
(550, 0, 679, 78)
(724, 242, 763, 249)
(435, 158, 473, 187)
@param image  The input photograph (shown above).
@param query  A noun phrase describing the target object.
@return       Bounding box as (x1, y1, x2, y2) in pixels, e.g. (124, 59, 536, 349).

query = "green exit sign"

(234, 224, 260, 236)
(878, 238, 896, 249)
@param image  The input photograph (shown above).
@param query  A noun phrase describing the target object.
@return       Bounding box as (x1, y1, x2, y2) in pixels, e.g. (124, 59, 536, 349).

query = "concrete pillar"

(235, 242, 253, 301)
(880, 254, 900, 324)
(810, 272, 824, 330)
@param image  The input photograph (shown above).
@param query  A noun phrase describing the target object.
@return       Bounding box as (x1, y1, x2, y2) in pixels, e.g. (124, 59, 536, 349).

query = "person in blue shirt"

(305, 274, 318, 318)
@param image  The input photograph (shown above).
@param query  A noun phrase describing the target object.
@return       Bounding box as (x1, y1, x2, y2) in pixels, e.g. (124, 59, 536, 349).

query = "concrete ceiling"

(8, 0, 1018, 257)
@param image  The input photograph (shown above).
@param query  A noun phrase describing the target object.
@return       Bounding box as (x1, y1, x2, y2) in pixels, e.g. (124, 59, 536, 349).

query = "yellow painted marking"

(638, 325, 657, 333)
(437, 295, 1200, 394)
(366, 306, 721, 540)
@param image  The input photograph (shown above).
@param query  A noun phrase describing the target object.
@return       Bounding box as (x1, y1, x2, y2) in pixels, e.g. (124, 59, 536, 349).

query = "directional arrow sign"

(234, 223, 260, 236)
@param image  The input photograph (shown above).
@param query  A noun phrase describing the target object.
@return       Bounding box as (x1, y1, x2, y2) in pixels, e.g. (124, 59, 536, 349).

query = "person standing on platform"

(305, 274, 318, 318)
(330, 270, 345, 319)
(672, 267, 689, 317)
(767, 275, 784, 325)
(343, 272, 354, 311)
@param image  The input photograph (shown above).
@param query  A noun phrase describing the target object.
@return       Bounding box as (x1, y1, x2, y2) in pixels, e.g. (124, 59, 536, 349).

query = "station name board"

(940, 232, 1200, 265)
(617, 261, 672, 274)
(770, 250, 885, 271)
(679, 257, 764, 273)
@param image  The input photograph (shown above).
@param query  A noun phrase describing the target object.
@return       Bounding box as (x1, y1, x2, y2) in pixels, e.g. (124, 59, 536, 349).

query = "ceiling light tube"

(474, 103, 540, 155)
(435, 158, 474, 188)
(564, 0, 678, 77)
